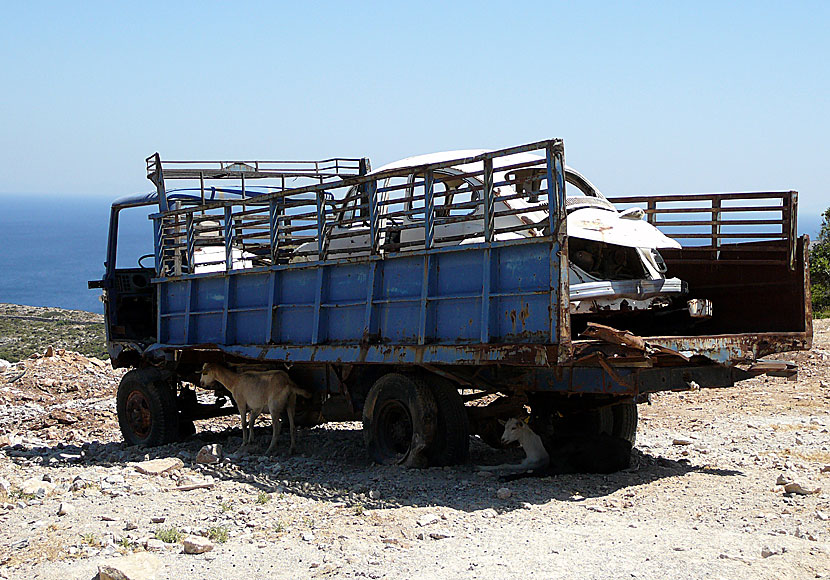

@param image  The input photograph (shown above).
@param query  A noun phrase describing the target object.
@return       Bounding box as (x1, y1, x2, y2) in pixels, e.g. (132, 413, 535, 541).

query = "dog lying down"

(477, 417, 632, 480)
(200, 363, 311, 456)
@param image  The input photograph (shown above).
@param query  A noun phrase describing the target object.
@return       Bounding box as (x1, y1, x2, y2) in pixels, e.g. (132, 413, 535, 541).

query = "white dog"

(200, 363, 311, 455)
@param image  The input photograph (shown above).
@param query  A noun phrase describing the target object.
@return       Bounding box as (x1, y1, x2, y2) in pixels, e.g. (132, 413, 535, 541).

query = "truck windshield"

(115, 205, 156, 268)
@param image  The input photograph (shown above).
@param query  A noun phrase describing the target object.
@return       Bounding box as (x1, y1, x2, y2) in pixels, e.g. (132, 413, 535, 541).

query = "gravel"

(0, 320, 829, 579)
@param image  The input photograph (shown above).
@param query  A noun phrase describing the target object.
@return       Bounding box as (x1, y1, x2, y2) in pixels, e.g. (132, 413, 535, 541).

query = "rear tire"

(117, 368, 179, 446)
(611, 402, 638, 446)
(362, 374, 437, 465)
(423, 377, 469, 466)
(557, 406, 614, 437)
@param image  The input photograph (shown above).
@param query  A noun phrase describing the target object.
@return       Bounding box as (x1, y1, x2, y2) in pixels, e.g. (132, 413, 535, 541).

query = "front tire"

(117, 368, 179, 446)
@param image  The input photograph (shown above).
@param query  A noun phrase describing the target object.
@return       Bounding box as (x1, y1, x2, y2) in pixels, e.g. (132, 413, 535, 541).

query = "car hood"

(567, 207, 681, 249)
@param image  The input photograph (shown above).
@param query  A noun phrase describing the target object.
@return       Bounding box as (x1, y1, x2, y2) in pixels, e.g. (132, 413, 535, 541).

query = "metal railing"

(608, 190, 798, 268)
(149, 139, 566, 278)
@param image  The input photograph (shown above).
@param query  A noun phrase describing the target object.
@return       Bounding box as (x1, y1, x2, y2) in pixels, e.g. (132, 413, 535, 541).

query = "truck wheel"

(363, 374, 437, 465)
(117, 368, 179, 447)
(611, 402, 638, 446)
(423, 377, 469, 466)
(293, 391, 325, 427)
(556, 406, 614, 437)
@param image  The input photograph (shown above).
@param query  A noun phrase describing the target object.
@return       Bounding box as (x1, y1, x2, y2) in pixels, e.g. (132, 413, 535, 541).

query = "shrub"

(810, 208, 830, 318)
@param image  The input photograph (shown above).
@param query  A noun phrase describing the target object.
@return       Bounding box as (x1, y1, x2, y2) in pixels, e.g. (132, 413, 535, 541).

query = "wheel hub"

(376, 401, 413, 456)
(125, 390, 152, 439)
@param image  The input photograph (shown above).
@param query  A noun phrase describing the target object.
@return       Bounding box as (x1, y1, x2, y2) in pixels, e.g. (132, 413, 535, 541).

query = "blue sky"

(1, 1, 827, 231)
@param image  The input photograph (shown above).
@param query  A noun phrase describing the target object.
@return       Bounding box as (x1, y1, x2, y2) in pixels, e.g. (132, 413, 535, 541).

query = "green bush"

(810, 208, 830, 318)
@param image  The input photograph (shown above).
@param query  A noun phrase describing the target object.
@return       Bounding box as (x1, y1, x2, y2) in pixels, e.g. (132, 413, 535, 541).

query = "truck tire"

(292, 391, 325, 427)
(423, 377, 469, 466)
(611, 402, 638, 446)
(556, 406, 614, 437)
(117, 368, 179, 447)
(362, 373, 437, 466)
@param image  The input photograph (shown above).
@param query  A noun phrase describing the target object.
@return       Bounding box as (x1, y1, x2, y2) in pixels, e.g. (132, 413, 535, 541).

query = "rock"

(821, 465, 830, 473)
(817, 511, 829, 522)
(151, 516, 166, 523)
(497, 487, 512, 500)
(672, 438, 694, 446)
(0, 477, 11, 495)
(133, 458, 184, 475)
(44, 346, 54, 358)
(417, 514, 440, 527)
(479, 508, 498, 518)
(429, 530, 453, 540)
(98, 552, 160, 580)
(70, 476, 91, 491)
(302, 532, 315, 542)
(125, 521, 138, 530)
(761, 546, 782, 558)
(784, 482, 821, 495)
(145, 539, 165, 552)
(57, 502, 74, 516)
(776, 474, 792, 486)
(196, 444, 223, 465)
(182, 535, 214, 554)
(21, 476, 55, 498)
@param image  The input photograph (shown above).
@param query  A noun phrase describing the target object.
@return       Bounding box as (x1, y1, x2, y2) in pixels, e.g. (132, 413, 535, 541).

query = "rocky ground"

(0, 304, 106, 363)
(0, 322, 829, 579)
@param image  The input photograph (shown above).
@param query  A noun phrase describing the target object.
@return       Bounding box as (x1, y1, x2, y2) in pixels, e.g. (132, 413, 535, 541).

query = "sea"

(0, 194, 825, 314)
(0, 194, 154, 314)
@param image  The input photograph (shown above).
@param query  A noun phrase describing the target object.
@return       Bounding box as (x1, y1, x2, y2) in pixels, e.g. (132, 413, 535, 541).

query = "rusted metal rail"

(607, 191, 798, 269)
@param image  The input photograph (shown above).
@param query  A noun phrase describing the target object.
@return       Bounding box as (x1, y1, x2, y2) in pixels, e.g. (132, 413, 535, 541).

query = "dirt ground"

(1, 322, 829, 579)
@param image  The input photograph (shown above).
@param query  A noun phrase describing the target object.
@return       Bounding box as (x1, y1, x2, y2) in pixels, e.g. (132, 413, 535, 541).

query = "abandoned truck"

(89, 139, 813, 466)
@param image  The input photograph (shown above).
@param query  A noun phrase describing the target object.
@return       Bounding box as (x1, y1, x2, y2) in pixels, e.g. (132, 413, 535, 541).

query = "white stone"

(417, 514, 440, 527)
(21, 477, 55, 498)
(182, 535, 214, 554)
(196, 444, 223, 464)
(145, 539, 165, 552)
(497, 487, 512, 500)
(97, 552, 160, 580)
(132, 458, 184, 475)
(57, 502, 74, 516)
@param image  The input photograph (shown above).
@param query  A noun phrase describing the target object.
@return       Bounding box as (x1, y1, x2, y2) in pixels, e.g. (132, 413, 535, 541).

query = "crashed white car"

(293, 150, 686, 315)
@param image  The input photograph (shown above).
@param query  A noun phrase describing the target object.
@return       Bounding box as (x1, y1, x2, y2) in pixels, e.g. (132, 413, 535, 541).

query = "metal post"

(152, 216, 163, 277)
(224, 205, 233, 272)
(483, 157, 494, 243)
(368, 179, 379, 255)
(269, 198, 280, 264)
(186, 212, 195, 274)
(317, 190, 325, 261)
(424, 170, 435, 249)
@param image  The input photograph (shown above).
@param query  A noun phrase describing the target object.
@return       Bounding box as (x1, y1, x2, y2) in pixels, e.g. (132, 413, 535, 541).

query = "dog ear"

(498, 419, 506, 426)
(522, 416, 530, 425)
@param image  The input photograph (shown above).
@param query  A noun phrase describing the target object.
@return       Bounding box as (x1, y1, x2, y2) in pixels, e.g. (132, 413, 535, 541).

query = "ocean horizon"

(0, 193, 825, 314)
